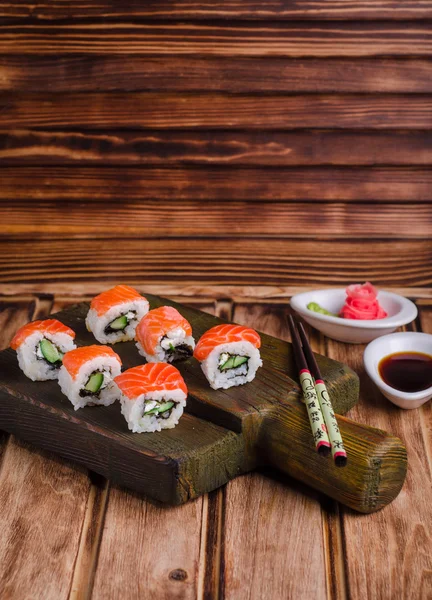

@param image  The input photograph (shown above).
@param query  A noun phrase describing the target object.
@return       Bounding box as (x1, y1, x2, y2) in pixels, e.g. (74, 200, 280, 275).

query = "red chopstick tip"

(315, 379, 325, 385)
(317, 441, 331, 457)
(299, 368, 310, 375)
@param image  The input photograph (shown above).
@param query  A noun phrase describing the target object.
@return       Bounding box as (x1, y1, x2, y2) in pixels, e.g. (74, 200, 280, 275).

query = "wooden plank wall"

(0, 0, 431, 292)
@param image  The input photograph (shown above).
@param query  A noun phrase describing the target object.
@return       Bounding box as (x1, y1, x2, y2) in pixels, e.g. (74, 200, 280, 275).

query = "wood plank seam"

(2, 2, 432, 21)
(2, 22, 432, 59)
(0, 295, 49, 482)
(309, 326, 348, 600)
(2, 58, 432, 94)
(416, 310, 432, 482)
(202, 299, 233, 600)
(68, 476, 110, 600)
(1, 93, 432, 130)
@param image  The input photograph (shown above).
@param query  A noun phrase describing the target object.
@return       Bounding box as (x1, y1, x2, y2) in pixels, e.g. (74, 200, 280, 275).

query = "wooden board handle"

(260, 402, 407, 513)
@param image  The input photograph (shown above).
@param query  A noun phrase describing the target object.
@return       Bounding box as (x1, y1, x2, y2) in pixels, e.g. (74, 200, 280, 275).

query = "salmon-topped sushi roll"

(58, 345, 122, 410)
(194, 324, 262, 390)
(115, 363, 188, 433)
(86, 285, 149, 344)
(135, 306, 195, 364)
(10, 319, 76, 381)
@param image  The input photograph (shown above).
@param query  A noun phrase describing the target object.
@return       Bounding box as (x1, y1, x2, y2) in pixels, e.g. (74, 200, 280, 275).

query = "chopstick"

(295, 317, 348, 467)
(288, 315, 331, 457)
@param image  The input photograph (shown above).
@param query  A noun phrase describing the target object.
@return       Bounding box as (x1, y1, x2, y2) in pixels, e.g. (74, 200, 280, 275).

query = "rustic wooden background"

(0, 1, 432, 598)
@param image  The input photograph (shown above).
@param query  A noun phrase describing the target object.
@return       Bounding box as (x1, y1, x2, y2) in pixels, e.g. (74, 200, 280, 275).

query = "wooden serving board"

(0, 294, 407, 513)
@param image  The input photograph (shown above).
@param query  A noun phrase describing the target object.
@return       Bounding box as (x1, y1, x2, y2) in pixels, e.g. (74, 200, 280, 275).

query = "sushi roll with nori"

(115, 363, 187, 433)
(86, 285, 149, 344)
(10, 319, 76, 381)
(135, 306, 195, 363)
(194, 324, 262, 390)
(58, 345, 122, 410)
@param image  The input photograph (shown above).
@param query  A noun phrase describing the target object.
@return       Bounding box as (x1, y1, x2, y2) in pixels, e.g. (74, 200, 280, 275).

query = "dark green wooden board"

(0, 294, 407, 512)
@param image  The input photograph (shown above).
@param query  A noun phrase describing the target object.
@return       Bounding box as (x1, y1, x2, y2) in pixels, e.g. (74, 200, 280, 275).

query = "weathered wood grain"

(68, 475, 109, 600)
(2, 284, 431, 303)
(1, 167, 430, 203)
(1, 23, 432, 57)
(326, 319, 432, 599)
(0, 439, 91, 600)
(1, 93, 431, 130)
(222, 303, 328, 600)
(0, 239, 430, 287)
(417, 307, 432, 516)
(2, 131, 432, 166)
(223, 471, 328, 600)
(2, 1, 431, 20)
(91, 489, 204, 599)
(2, 56, 432, 93)
(1, 201, 431, 239)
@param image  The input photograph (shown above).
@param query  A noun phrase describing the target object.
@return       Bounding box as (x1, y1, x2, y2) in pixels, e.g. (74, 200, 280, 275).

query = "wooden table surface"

(1, 1, 432, 598)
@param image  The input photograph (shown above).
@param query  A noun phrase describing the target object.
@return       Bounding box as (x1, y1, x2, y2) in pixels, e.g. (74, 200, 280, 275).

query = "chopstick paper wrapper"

(288, 315, 331, 456)
(299, 369, 331, 455)
(296, 320, 348, 467)
(314, 380, 347, 465)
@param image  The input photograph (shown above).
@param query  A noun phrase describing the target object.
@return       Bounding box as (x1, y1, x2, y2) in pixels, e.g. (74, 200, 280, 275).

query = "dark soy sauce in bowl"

(379, 352, 432, 393)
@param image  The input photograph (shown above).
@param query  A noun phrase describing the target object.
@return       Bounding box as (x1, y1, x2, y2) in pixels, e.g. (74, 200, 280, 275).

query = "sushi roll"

(194, 324, 262, 390)
(58, 345, 122, 410)
(10, 319, 76, 381)
(86, 285, 149, 344)
(135, 306, 195, 363)
(115, 363, 187, 433)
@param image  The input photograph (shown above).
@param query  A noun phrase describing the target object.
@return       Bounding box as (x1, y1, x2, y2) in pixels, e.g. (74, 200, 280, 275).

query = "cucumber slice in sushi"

(220, 356, 235, 370)
(157, 401, 175, 413)
(232, 355, 248, 368)
(40, 339, 63, 364)
(108, 315, 129, 330)
(145, 401, 175, 416)
(220, 355, 248, 371)
(85, 372, 104, 393)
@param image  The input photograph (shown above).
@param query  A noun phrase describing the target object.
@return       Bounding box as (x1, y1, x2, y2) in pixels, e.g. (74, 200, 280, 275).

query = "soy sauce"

(378, 352, 432, 393)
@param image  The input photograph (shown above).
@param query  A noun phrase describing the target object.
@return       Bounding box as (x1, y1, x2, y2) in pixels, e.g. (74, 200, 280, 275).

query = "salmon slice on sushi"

(115, 363, 188, 433)
(10, 319, 76, 381)
(194, 324, 262, 390)
(58, 345, 122, 410)
(135, 306, 195, 364)
(86, 285, 149, 344)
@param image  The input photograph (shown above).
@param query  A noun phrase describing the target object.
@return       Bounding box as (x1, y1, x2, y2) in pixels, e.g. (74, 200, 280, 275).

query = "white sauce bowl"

(364, 332, 432, 409)
(290, 289, 417, 344)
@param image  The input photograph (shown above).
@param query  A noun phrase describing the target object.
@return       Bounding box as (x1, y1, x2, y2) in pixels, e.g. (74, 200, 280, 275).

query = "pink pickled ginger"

(340, 282, 387, 320)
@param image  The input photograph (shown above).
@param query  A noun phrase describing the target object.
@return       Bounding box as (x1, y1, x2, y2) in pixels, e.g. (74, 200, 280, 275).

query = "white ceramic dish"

(290, 288, 417, 344)
(364, 332, 432, 409)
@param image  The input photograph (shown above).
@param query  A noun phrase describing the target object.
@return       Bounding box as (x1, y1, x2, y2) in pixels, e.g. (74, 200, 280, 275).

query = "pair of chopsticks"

(288, 315, 347, 467)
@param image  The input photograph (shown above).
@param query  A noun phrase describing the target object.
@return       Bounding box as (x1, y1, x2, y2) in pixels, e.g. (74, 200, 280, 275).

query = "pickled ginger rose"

(340, 282, 387, 320)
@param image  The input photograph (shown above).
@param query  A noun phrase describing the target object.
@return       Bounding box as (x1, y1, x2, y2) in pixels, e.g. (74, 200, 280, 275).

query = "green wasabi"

(307, 302, 339, 317)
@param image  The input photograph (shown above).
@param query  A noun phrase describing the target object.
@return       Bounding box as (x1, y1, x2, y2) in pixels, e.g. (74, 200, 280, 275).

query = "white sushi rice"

(86, 298, 149, 344)
(119, 388, 187, 433)
(16, 331, 76, 381)
(136, 326, 195, 363)
(200, 340, 262, 390)
(58, 354, 122, 410)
